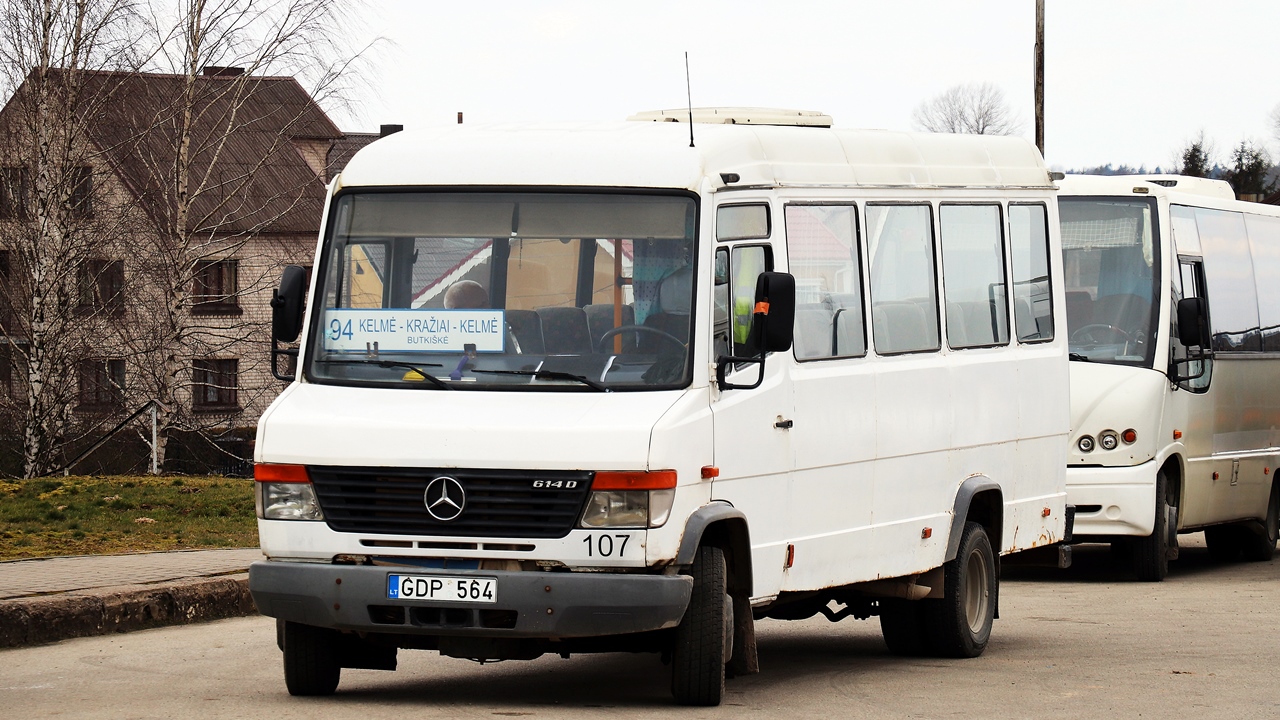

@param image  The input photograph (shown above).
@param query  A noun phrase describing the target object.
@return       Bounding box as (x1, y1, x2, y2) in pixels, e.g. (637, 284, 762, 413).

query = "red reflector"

(1042, 507, 1052, 518)
(254, 463, 310, 483)
(592, 470, 677, 490)
(921, 527, 932, 539)
(785, 543, 795, 569)
(1173, 430, 1183, 440)
(1122, 429, 1137, 444)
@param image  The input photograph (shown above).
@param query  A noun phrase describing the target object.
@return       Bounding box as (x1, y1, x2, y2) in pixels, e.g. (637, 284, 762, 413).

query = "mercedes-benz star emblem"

(424, 476, 466, 522)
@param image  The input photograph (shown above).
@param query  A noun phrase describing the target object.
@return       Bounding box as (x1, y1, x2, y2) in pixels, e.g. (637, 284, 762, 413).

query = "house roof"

(328, 132, 379, 178)
(3, 69, 344, 235)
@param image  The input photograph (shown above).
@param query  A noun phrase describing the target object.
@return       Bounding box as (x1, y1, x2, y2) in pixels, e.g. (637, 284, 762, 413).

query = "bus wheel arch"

(947, 478, 1003, 561)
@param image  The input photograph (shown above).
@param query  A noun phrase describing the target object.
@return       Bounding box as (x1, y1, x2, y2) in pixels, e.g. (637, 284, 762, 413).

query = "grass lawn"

(0, 475, 257, 560)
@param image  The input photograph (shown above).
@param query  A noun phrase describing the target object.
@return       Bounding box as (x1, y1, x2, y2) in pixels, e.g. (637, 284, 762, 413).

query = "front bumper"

(1066, 461, 1157, 537)
(249, 560, 693, 639)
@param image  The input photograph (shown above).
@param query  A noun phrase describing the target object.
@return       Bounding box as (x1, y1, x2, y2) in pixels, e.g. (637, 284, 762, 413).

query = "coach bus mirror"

(715, 272, 795, 391)
(1176, 297, 1209, 348)
(272, 266, 307, 343)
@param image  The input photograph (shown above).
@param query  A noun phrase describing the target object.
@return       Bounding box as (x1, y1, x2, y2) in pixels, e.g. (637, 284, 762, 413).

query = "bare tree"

(912, 82, 1023, 136)
(1270, 102, 1280, 147)
(120, 0, 364, 471)
(0, 0, 143, 477)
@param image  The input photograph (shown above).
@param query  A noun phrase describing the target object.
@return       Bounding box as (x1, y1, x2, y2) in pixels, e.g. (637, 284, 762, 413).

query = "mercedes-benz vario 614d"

(250, 109, 1072, 705)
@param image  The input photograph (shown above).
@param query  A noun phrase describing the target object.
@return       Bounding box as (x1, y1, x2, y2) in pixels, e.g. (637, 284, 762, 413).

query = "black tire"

(671, 545, 730, 707)
(926, 521, 996, 658)
(879, 599, 930, 656)
(1241, 481, 1280, 562)
(1131, 471, 1171, 581)
(282, 621, 341, 696)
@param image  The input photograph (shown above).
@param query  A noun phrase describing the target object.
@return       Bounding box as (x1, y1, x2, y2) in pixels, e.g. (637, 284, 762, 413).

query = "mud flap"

(1166, 504, 1180, 561)
(726, 592, 758, 677)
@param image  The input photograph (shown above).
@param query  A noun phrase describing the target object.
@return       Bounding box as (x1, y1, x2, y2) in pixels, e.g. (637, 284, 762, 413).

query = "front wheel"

(1131, 471, 1173, 581)
(671, 545, 731, 706)
(927, 521, 996, 658)
(1241, 480, 1280, 561)
(282, 621, 341, 696)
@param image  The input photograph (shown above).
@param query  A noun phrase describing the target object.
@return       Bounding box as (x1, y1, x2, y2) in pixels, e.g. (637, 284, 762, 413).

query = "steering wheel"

(596, 325, 686, 354)
(1071, 323, 1133, 345)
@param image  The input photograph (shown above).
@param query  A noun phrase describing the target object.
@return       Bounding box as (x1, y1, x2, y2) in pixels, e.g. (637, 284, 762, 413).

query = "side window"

(1244, 213, 1280, 351)
(1009, 203, 1055, 342)
(1194, 207, 1259, 351)
(940, 204, 1008, 348)
(785, 204, 865, 360)
(712, 244, 772, 359)
(866, 204, 939, 354)
(1173, 259, 1212, 392)
(716, 204, 770, 241)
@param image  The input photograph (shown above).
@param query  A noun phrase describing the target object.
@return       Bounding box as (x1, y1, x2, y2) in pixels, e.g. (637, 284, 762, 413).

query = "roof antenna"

(685, 52, 695, 148)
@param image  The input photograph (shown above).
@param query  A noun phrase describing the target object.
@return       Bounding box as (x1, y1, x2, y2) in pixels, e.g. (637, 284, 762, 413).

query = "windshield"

(306, 192, 698, 391)
(1059, 197, 1160, 367)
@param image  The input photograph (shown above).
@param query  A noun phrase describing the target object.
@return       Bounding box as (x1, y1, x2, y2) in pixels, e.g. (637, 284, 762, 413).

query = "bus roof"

(336, 121, 1053, 193)
(1056, 174, 1237, 202)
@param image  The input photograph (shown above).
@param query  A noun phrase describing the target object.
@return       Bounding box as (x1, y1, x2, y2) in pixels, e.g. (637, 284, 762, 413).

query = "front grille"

(309, 466, 594, 538)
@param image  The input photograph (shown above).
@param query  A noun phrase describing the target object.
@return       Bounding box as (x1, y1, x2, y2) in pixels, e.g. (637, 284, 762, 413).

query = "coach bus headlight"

(254, 463, 325, 521)
(580, 471, 678, 529)
(1099, 430, 1119, 451)
(1078, 435, 1096, 453)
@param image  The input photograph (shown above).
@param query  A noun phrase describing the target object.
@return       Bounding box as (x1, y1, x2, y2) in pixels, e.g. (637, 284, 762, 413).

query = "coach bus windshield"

(1059, 197, 1160, 368)
(305, 191, 698, 391)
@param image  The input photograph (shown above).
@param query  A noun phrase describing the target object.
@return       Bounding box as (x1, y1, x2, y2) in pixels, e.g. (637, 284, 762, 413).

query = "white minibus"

(1058, 174, 1280, 581)
(251, 110, 1071, 705)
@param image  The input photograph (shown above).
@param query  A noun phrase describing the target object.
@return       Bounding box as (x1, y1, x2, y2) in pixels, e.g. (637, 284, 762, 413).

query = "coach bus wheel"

(927, 521, 995, 658)
(1241, 480, 1280, 562)
(671, 544, 731, 706)
(879, 599, 929, 656)
(1132, 471, 1171, 581)
(282, 621, 341, 696)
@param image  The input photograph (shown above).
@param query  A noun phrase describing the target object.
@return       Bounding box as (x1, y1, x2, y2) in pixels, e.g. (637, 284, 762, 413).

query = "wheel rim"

(963, 547, 990, 633)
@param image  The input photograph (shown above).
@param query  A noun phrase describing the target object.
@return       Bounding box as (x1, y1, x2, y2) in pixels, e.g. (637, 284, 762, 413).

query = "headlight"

(257, 482, 325, 520)
(1099, 430, 1119, 451)
(579, 471, 677, 529)
(1078, 435, 1095, 453)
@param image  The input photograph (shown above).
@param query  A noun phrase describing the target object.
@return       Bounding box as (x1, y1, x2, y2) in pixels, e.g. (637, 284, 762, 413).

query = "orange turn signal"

(254, 463, 311, 483)
(700, 466, 719, 479)
(592, 470, 677, 490)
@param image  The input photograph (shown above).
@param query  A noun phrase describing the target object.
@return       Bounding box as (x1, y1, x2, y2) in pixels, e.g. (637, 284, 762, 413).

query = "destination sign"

(322, 309, 505, 353)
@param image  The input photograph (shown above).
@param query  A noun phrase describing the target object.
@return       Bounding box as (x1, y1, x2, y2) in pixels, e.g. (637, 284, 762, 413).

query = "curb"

(0, 573, 257, 649)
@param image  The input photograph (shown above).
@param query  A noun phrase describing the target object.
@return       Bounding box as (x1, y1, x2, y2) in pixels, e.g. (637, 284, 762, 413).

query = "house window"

(68, 166, 92, 218)
(79, 358, 125, 407)
(78, 259, 124, 313)
(193, 358, 238, 410)
(192, 259, 240, 314)
(0, 167, 29, 220)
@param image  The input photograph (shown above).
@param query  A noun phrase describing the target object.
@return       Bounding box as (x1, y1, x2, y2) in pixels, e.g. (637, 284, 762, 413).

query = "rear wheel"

(671, 545, 731, 706)
(1132, 471, 1172, 581)
(282, 621, 341, 696)
(1241, 481, 1280, 562)
(926, 521, 996, 658)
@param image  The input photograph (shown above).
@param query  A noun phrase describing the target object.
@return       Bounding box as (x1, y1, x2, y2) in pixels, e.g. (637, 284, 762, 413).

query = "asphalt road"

(3, 534, 1279, 719)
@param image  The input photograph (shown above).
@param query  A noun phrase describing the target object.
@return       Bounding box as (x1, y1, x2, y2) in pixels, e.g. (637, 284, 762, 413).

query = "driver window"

(713, 245, 772, 358)
(1173, 259, 1212, 392)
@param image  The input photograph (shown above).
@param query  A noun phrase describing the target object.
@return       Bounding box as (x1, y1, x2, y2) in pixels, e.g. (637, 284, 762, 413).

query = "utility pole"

(1035, 0, 1045, 156)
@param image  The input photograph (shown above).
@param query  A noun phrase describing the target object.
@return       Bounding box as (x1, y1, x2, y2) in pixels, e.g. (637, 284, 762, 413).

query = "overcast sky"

(341, 1, 1280, 171)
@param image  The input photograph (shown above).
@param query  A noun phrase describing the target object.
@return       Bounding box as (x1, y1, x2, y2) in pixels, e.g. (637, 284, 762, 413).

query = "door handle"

(774, 418, 794, 429)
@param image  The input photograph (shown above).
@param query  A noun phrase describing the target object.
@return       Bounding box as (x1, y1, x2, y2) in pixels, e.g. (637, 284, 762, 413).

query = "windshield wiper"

(315, 358, 452, 390)
(1069, 353, 1092, 362)
(471, 368, 610, 392)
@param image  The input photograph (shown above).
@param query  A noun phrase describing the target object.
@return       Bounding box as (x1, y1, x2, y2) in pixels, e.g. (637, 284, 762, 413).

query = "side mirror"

(716, 271, 796, 391)
(1176, 297, 1210, 348)
(270, 266, 307, 382)
(271, 266, 307, 343)
(752, 271, 795, 353)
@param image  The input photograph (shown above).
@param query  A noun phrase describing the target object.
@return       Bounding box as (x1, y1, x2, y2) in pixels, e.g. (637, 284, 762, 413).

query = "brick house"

(0, 68, 376, 474)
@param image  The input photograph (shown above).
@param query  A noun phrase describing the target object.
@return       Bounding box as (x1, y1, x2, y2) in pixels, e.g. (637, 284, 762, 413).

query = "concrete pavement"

(0, 548, 262, 648)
